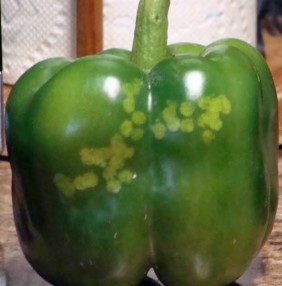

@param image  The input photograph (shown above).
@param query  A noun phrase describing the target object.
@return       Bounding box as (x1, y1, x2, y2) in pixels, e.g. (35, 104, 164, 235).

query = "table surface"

(1, 33, 282, 286)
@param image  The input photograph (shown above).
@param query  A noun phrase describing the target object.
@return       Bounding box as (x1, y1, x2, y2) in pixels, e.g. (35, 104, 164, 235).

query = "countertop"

(1, 33, 282, 285)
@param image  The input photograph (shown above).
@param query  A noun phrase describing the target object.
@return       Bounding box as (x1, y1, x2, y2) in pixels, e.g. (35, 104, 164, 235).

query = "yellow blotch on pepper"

(132, 111, 146, 125)
(120, 120, 134, 137)
(198, 95, 231, 115)
(202, 130, 215, 144)
(118, 169, 134, 183)
(107, 180, 122, 194)
(123, 96, 135, 114)
(74, 172, 99, 191)
(102, 135, 135, 181)
(122, 79, 142, 98)
(80, 148, 110, 167)
(131, 128, 144, 141)
(122, 79, 142, 114)
(54, 174, 75, 197)
(162, 102, 181, 132)
(180, 119, 194, 133)
(197, 95, 232, 143)
(152, 122, 167, 140)
(198, 113, 223, 131)
(180, 102, 194, 117)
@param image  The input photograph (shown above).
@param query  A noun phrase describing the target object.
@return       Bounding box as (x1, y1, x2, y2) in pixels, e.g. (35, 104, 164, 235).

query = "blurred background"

(0, 1, 282, 286)
(1, 0, 281, 102)
(2, 0, 257, 84)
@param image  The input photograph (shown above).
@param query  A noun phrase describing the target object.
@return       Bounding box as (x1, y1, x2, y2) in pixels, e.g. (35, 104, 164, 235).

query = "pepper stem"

(131, 0, 170, 72)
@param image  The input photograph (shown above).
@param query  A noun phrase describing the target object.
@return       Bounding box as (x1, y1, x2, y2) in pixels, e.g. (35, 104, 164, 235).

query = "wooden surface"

(264, 33, 282, 144)
(264, 33, 282, 100)
(77, 0, 103, 56)
(1, 35, 282, 285)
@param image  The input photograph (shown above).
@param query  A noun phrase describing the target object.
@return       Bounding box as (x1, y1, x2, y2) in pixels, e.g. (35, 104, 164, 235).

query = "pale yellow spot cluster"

(198, 95, 231, 115)
(54, 79, 146, 197)
(120, 80, 147, 142)
(132, 111, 146, 125)
(102, 135, 135, 194)
(131, 128, 144, 141)
(202, 130, 215, 144)
(120, 120, 133, 137)
(197, 95, 231, 143)
(54, 79, 147, 197)
(122, 79, 142, 114)
(107, 180, 121, 194)
(118, 169, 134, 183)
(101, 135, 134, 181)
(54, 174, 75, 197)
(123, 95, 135, 114)
(74, 173, 99, 191)
(80, 148, 110, 167)
(162, 102, 181, 132)
(55, 135, 135, 196)
(54, 172, 98, 197)
(180, 119, 194, 133)
(151, 122, 167, 140)
(198, 113, 223, 131)
(151, 95, 231, 143)
(120, 120, 145, 141)
(152, 101, 195, 140)
(54, 82, 233, 197)
(120, 110, 146, 141)
(123, 79, 142, 98)
(180, 102, 194, 117)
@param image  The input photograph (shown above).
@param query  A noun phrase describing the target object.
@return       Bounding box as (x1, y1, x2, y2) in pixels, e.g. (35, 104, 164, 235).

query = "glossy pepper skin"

(6, 1, 278, 286)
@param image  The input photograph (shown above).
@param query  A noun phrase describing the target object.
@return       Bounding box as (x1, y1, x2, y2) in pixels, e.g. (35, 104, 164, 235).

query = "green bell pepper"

(6, 0, 278, 285)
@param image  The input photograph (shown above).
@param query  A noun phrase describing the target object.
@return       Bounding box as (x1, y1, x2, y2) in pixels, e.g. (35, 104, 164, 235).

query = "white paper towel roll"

(2, 0, 76, 84)
(104, 0, 257, 50)
(2, 0, 256, 84)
